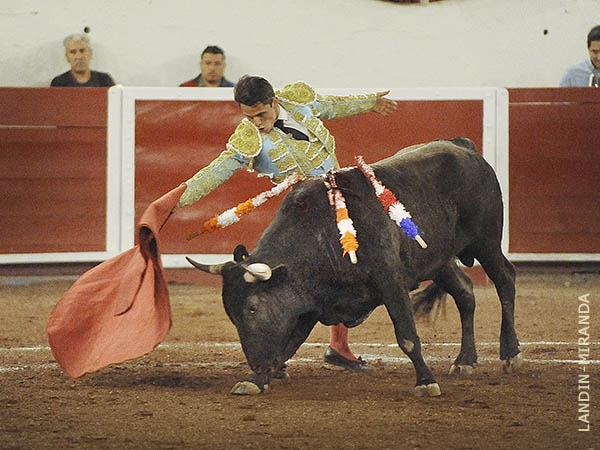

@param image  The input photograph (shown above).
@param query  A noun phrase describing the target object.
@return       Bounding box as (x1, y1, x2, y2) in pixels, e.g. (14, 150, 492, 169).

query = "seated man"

(51, 34, 115, 87)
(560, 25, 600, 87)
(180, 45, 235, 87)
(175, 75, 397, 371)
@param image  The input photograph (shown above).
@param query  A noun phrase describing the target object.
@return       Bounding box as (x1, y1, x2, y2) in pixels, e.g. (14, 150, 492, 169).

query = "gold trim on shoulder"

(276, 81, 317, 106)
(226, 118, 262, 157)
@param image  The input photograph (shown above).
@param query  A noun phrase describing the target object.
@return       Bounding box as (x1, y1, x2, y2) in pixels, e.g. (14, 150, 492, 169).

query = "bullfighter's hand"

(373, 91, 398, 116)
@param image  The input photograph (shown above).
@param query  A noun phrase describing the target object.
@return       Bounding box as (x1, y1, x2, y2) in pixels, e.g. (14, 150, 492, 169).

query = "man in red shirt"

(180, 46, 234, 87)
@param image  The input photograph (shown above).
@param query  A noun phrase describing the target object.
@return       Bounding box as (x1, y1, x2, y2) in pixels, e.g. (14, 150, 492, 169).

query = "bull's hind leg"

(434, 260, 477, 375)
(475, 250, 522, 373)
(384, 289, 441, 397)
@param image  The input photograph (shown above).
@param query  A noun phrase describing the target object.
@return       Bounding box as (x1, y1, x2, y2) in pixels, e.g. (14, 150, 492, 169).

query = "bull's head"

(186, 245, 320, 389)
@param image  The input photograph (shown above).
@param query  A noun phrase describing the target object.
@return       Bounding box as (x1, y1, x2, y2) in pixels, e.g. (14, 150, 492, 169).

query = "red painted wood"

(508, 88, 600, 254)
(7, 87, 598, 260)
(0, 88, 107, 253)
(0, 87, 108, 126)
(508, 87, 600, 103)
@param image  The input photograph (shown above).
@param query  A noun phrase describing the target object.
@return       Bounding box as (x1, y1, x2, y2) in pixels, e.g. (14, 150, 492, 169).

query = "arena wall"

(0, 0, 598, 89)
(1, 87, 598, 271)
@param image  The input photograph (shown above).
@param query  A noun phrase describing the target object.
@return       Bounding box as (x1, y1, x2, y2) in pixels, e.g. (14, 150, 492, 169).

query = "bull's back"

(375, 140, 500, 209)
(372, 139, 504, 265)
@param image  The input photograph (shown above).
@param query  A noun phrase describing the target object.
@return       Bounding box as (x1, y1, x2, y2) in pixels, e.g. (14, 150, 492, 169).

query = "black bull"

(188, 139, 521, 396)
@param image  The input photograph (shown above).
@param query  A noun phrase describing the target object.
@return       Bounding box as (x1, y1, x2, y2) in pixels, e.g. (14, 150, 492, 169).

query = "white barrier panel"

(112, 86, 508, 267)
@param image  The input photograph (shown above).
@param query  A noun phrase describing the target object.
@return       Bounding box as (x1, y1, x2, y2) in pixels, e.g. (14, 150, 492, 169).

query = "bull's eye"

(295, 198, 311, 212)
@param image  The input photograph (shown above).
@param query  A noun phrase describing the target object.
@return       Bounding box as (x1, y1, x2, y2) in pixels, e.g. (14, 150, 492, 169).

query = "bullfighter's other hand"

(373, 90, 398, 116)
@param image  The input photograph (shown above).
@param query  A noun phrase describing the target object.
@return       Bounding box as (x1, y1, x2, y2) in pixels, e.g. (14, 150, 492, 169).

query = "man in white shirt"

(560, 25, 600, 87)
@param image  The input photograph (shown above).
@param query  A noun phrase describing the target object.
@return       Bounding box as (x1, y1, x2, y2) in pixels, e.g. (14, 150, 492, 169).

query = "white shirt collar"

(277, 105, 310, 135)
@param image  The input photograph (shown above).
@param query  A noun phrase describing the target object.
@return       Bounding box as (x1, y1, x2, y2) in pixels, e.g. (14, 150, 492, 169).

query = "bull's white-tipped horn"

(185, 257, 227, 275)
(243, 263, 272, 283)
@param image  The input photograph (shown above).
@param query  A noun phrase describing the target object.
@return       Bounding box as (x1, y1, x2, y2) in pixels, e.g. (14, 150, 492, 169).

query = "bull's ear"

(270, 264, 288, 284)
(233, 244, 249, 262)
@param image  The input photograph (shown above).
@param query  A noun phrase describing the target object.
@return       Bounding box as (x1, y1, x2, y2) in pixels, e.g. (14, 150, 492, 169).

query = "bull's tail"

(411, 282, 448, 321)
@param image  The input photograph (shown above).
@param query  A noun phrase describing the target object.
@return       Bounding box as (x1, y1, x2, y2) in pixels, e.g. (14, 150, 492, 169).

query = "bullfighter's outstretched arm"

(176, 119, 261, 208)
(276, 81, 395, 120)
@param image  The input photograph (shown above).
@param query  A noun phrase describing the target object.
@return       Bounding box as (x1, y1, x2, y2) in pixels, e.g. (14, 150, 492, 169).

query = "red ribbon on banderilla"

(325, 171, 359, 264)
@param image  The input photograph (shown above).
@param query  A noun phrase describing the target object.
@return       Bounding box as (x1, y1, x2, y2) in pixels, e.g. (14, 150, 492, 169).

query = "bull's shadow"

(79, 362, 242, 391)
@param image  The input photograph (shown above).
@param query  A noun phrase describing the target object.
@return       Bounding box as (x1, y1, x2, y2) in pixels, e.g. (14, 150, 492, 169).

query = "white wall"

(0, 0, 597, 88)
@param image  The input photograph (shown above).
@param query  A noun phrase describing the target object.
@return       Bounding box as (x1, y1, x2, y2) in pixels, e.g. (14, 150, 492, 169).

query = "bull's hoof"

(448, 364, 474, 376)
(273, 370, 290, 380)
(272, 366, 290, 380)
(230, 381, 262, 395)
(502, 353, 524, 374)
(414, 383, 441, 397)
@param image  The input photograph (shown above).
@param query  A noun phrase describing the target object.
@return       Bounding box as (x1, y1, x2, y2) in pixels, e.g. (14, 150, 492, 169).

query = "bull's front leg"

(384, 291, 441, 397)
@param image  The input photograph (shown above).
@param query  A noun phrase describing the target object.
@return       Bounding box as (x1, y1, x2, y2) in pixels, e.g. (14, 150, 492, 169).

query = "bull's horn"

(185, 257, 227, 275)
(243, 263, 272, 283)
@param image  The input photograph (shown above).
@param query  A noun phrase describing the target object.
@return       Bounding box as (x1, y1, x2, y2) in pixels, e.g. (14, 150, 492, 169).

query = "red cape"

(46, 184, 187, 378)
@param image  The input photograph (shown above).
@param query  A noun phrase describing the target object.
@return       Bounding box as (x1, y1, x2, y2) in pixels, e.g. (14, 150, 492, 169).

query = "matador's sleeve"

(276, 81, 374, 120)
(276, 81, 378, 120)
(314, 92, 377, 120)
(177, 119, 262, 208)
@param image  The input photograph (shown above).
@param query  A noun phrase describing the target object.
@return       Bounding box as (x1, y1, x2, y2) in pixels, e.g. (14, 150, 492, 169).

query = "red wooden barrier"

(0, 88, 108, 253)
(5, 87, 597, 265)
(508, 88, 600, 254)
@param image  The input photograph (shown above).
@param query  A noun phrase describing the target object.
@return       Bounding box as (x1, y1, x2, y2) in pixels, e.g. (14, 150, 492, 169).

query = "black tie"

(274, 119, 309, 141)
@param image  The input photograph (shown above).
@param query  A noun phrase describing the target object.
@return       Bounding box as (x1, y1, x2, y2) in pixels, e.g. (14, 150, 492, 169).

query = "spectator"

(560, 25, 600, 87)
(180, 46, 234, 87)
(51, 34, 115, 87)
(173, 75, 398, 373)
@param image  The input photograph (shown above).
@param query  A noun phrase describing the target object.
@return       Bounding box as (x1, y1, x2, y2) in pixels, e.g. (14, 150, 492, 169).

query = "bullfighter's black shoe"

(324, 346, 372, 371)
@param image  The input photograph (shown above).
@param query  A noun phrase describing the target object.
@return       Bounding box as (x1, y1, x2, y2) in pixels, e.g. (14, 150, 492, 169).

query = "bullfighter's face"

(239, 98, 280, 133)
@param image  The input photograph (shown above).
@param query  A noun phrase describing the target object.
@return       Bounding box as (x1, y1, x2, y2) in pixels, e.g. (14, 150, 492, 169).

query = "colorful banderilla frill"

(187, 173, 301, 240)
(325, 171, 359, 264)
(355, 156, 427, 249)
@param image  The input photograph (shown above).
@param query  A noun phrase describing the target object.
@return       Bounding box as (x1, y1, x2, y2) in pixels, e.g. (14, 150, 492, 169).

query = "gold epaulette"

(226, 118, 262, 157)
(276, 81, 317, 106)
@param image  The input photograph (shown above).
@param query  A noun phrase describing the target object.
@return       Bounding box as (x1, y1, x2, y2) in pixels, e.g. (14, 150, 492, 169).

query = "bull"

(187, 138, 522, 396)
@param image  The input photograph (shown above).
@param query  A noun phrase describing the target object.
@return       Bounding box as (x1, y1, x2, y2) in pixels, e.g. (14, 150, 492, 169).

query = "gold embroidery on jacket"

(179, 83, 377, 206)
(178, 148, 243, 207)
(316, 93, 376, 119)
(266, 133, 327, 180)
(226, 118, 262, 157)
(276, 81, 317, 105)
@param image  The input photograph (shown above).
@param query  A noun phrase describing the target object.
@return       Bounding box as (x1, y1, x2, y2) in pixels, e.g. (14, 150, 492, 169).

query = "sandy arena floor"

(0, 267, 598, 449)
